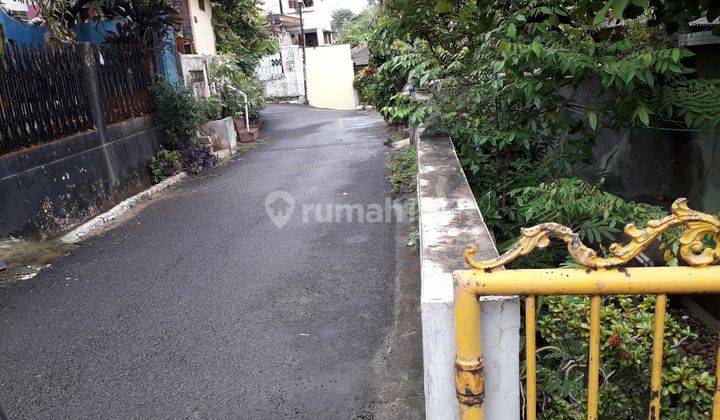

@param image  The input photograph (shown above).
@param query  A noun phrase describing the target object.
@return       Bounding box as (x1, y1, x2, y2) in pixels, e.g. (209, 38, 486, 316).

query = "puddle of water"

(0, 239, 76, 287)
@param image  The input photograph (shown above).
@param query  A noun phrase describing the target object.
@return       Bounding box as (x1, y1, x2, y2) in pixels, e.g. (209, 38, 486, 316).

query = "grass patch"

(387, 145, 417, 194)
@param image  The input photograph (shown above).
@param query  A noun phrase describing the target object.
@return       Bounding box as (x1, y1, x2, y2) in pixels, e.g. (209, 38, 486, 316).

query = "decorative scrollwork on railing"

(465, 198, 720, 270)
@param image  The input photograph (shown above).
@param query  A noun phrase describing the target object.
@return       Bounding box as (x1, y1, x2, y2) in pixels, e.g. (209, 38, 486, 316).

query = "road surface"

(0, 104, 420, 418)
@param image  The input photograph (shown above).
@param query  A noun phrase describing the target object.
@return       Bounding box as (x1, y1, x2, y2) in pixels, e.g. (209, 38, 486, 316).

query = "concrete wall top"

(416, 130, 499, 305)
(415, 125, 520, 420)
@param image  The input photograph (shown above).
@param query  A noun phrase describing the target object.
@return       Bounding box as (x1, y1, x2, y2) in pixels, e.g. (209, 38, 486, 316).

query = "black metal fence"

(0, 43, 93, 155)
(0, 42, 155, 156)
(97, 44, 154, 124)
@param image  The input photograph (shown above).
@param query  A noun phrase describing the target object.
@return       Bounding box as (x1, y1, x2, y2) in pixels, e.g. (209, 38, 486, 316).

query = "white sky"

(325, 0, 369, 13)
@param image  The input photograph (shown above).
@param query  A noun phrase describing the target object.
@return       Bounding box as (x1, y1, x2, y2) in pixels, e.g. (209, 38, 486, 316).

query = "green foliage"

(370, 0, 720, 251)
(149, 78, 203, 148)
(212, 0, 277, 74)
(387, 145, 417, 194)
(331, 8, 355, 32)
(368, 1, 720, 414)
(149, 148, 180, 183)
(197, 96, 223, 121)
(31, 0, 181, 45)
(336, 10, 375, 47)
(535, 295, 715, 418)
(209, 54, 266, 122)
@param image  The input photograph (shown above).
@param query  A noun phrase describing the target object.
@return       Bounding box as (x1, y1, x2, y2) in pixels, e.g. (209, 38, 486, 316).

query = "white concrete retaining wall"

(416, 126, 520, 419)
(304, 44, 357, 110)
(180, 54, 211, 98)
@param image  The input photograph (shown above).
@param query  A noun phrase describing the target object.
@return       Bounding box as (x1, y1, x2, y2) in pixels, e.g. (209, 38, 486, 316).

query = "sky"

(325, 0, 370, 13)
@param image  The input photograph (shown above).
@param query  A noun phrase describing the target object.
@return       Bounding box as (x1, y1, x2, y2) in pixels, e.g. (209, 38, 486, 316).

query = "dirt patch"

(373, 207, 424, 419)
(669, 300, 720, 371)
(0, 239, 76, 287)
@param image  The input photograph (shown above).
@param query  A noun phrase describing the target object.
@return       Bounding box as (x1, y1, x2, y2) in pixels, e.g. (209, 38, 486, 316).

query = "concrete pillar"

(79, 42, 117, 186)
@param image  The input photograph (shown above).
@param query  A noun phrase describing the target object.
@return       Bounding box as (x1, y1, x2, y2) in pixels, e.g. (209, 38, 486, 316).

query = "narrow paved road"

(0, 105, 401, 418)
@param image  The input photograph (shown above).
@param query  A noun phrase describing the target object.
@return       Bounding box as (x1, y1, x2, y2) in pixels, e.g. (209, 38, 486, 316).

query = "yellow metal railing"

(453, 198, 720, 420)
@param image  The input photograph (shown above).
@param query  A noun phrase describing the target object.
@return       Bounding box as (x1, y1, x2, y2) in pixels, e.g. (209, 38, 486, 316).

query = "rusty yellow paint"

(454, 285, 484, 420)
(649, 294, 667, 420)
(525, 296, 537, 420)
(587, 295, 601, 420)
(464, 198, 720, 270)
(714, 335, 720, 420)
(453, 266, 720, 296)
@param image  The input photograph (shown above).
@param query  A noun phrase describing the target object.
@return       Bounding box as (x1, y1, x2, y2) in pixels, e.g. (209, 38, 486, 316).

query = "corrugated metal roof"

(351, 41, 369, 66)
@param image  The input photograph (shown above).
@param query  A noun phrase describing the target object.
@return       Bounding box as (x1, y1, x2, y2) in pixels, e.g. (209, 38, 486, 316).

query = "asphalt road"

(0, 104, 401, 418)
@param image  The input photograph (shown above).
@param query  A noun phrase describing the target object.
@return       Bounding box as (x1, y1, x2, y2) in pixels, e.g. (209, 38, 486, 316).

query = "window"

(198, 0, 205, 12)
(289, 0, 312, 8)
(304, 32, 318, 47)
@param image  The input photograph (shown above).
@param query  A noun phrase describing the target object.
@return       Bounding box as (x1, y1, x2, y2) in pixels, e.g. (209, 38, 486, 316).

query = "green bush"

(149, 149, 181, 184)
(209, 54, 266, 123)
(535, 295, 714, 419)
(149, 78, 203, 148)
(197, 95, 223, 122)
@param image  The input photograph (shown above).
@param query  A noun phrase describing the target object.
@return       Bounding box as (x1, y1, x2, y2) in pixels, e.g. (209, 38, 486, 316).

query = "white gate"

(256, 45, 304, 98)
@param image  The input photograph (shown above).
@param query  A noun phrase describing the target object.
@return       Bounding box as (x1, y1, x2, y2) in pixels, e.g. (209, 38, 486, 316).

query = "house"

(351, 41, 369, 70)
(262, 0, 334, 47)
(173, 0, 216, 55)
(678, 18, 720, 78)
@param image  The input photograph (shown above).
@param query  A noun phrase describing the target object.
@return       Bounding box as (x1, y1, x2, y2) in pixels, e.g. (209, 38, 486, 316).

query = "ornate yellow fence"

(453, 198, 720, 420)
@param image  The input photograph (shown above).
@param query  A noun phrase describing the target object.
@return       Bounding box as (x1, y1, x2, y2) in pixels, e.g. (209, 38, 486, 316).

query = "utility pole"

(297, 0, 309, 105)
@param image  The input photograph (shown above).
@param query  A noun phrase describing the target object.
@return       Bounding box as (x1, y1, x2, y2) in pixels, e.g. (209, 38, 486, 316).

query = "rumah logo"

(264, 191, 296, 229)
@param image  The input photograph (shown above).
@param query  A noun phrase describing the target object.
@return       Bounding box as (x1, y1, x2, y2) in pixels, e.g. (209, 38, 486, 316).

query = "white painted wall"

(261, 0, 333, 45)
(189, 0, 217, 55)
(304, 44, 356, 110)
(1, 0, 26, 12)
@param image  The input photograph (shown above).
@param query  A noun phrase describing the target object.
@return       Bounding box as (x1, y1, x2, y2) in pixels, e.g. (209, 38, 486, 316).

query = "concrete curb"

(59, 172, 187, 244)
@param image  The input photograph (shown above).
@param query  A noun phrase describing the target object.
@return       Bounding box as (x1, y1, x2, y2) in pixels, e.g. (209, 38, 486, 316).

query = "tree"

(331, 8, 355, 32)
(336, 9, 373, 47)
(212, 0, 277, 74)
(28, 0, 181, 45)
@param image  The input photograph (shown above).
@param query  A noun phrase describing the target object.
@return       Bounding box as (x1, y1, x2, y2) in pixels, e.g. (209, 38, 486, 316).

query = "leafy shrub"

(150, 78, 202, 148)
(197, 95, 223, 122)
(534, 295, 715, 418)
(181, 142, 218, 175)
(209, 54, 266, 123)
(149, 148, 181, 184)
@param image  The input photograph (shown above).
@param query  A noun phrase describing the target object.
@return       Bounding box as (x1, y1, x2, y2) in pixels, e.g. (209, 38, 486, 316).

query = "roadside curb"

(59, 172, 187, 244)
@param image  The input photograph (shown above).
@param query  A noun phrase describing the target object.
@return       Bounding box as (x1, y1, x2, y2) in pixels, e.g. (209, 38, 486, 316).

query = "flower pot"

(236, 119, 260, 143)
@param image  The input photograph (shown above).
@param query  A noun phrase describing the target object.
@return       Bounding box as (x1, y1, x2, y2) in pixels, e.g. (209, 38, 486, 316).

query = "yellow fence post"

(525, 296, 537, 420)
(649, 294, 668, 419)
(587, 295, 602, 420)
(454, 278, 484, 420)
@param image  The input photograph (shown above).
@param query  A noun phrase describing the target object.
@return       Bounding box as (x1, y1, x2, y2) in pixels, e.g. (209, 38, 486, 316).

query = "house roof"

(267, 13, 302, 32)
(679, 17, 720, 46)
(351, 41, 369, 66)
